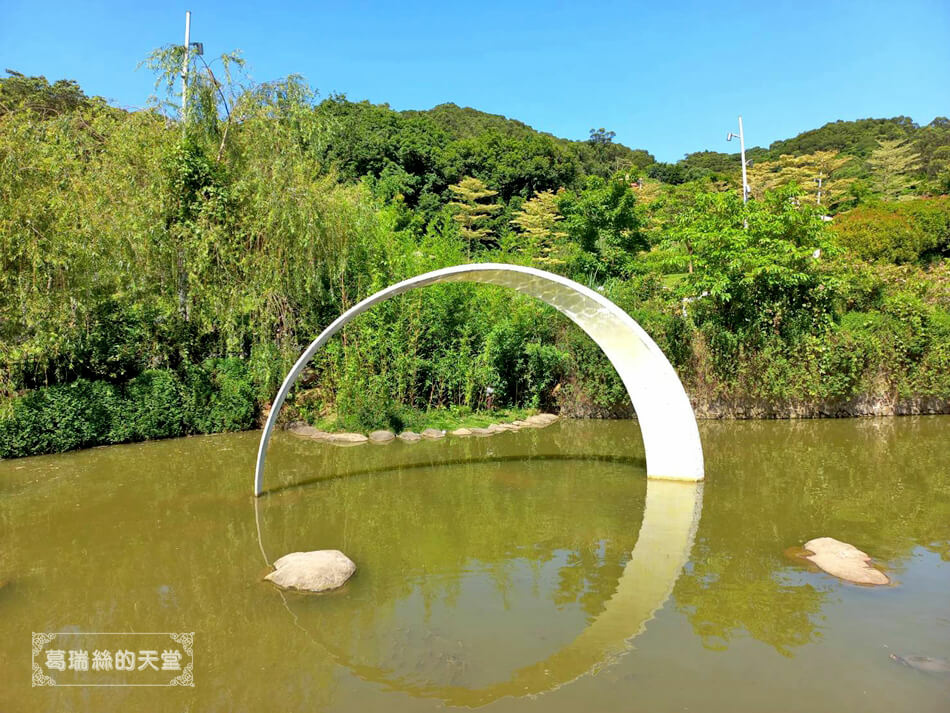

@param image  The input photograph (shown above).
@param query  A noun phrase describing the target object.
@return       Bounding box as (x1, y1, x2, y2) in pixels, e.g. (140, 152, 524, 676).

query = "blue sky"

(2, 0, 947, 162)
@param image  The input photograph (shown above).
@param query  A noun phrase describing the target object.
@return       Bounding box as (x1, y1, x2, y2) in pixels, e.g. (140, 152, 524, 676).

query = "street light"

(727, 116, 751, 203)
(180, 12, 203, 124)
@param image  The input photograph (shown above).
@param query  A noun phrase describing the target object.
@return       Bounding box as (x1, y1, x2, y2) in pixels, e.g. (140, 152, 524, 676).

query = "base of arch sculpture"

(254, 263, 704, 496)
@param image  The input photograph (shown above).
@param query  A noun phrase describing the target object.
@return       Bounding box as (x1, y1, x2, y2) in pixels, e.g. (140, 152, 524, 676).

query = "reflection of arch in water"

(256, 472, 703, 706)
(254, 263, 704, 496)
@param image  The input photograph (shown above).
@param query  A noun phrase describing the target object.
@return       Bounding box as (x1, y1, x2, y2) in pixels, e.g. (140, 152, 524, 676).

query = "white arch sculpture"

(254, 263, 703, 496)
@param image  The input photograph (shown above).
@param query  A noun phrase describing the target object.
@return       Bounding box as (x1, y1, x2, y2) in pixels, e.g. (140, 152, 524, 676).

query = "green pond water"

(2, 417, 949, 712)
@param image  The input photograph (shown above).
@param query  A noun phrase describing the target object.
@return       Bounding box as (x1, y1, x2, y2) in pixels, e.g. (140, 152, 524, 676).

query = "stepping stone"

(524, 413, 559, 428)
(802, 537, 889, 586)
(287, 424, 320, 438)
(265, 550, 356, 592)
(327, 432, 368, 445)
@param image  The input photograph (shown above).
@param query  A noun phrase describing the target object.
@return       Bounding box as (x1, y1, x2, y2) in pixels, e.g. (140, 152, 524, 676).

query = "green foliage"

(109, 370, 186, 442)
(0, 359, 256, 458)
(558, 176, 645, 278)
(408, 103, 654, 179)
(509, 189, 573, 267)
(832, 197, 950, 264)
(765, 116, 917, 160)
(678, 151, 740, 177)
(868, 138, 921, 200)
(448, 176, 501, 252)
(747, 151, 853, 211)
(335, 372, 404, 433)
(647, 162, 689, 185)
(0, 379, 118, 457)
(140, 44, 246, 146)
(0, 72, 92, 117)
(661, 186, 838, 339)
(1, 64, 949, 458)
(182, 358, 257, 433)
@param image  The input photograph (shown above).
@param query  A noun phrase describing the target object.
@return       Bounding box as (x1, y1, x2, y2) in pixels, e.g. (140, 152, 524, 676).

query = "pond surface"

(2, 417, 949, 712)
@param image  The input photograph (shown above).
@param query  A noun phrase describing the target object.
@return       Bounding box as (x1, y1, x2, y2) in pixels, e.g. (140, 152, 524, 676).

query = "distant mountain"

(404, 102, 656, 177)
(680, 116, 950, 181)
(404, 103, 541, 140)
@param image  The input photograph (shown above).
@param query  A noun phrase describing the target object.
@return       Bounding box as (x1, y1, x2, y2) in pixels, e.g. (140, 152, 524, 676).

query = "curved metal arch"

(255, 263, 704, 496)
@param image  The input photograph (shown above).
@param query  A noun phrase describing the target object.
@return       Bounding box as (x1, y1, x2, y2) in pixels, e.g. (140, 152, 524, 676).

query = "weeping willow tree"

(0, 51, 391, 399)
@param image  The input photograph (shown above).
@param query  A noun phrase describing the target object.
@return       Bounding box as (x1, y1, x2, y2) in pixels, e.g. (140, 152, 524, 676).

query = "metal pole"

(181, 11, 191, 124)
(816, 172, 823, 205)
(738, 115, 748, 203)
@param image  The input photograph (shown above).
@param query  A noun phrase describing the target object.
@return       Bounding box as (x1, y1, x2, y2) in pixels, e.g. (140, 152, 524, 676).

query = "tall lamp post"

(727, 116, 750, 203)
(180, 11, 203, 126)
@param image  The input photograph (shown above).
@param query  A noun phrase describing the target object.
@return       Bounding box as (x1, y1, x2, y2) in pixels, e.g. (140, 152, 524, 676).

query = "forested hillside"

(1, 62, 948, 457)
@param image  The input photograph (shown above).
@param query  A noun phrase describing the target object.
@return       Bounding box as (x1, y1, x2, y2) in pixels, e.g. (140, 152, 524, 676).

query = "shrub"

(0, 379, 118, 458)
(833, 197, 950, 264)
(182, 358, 257, 433)
(336, 372, 404, 432)
(0, 359, 258, 458)
(112, 370, 185, 442)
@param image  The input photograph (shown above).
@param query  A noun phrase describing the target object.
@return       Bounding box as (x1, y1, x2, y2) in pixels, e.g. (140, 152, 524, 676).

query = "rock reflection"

(673, 417, 950, 655)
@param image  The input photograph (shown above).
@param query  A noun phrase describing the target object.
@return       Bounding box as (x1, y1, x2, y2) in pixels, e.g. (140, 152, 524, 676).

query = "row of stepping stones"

(286, 413, 559, 445)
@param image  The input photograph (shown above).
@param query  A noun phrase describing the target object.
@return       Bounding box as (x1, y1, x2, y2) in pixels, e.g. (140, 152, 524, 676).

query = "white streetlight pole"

(727, 115, 750, 203)
(181, 11, 191, 123)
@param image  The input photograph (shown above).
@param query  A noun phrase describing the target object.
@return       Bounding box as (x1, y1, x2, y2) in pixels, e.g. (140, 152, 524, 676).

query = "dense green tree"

(647, 161, 688, 185)
(313, 98, 450, 205)
(663, 187, 838, 339)
(832, 197, 950, 264)
(914, 117, 950, 179)
(679, 150, 740, 177)
(748, 151, 853, 210)
(448, 177, 502, 255)
(0, 72, 92, 117)
(441, 129, 578, 201)
(766, 116, 917, 159)
(588, 127, 616, 144)
(410, 102, 654, 180)
(558, 176, 645, 278)
(868, 138, 921, 200)
(509, 189, 573, 268)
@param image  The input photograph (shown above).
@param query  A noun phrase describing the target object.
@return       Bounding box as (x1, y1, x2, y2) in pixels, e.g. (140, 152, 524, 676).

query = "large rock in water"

(803, 537, 889, 586)
(264, 550, 356, 592)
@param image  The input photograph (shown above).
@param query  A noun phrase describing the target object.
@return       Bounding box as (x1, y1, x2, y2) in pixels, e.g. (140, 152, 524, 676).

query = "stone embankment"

(691, 394, 950, 419)
(557, 394, 950, 420)
(286, 413, 559, 445)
